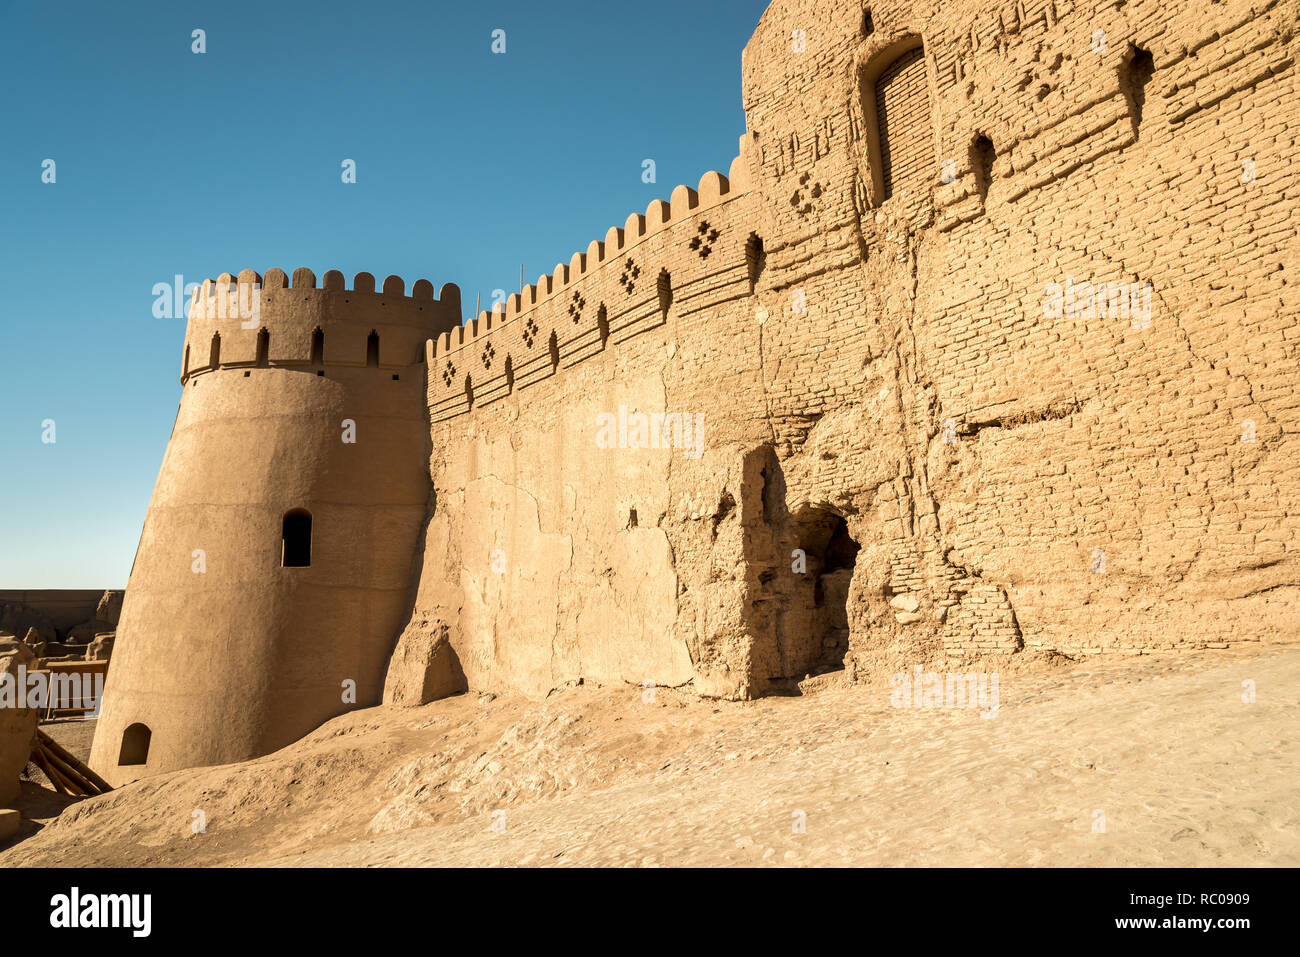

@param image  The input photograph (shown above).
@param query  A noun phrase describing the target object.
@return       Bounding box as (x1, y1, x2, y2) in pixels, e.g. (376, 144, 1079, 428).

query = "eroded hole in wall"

(746, 233, 766, 293)
(792, 509, 860, 675)
(711, 491, 736, 540)
(657, 269, 673, 318)
(824, 518, 861, 576)
(628, 508, 638, 528)
(862, 9, 874, 36)
(790, 172, 824, 218)
(971, 134, 995, 204)
(1120, 44, 1155, 139)
(745, 445, 868, 692)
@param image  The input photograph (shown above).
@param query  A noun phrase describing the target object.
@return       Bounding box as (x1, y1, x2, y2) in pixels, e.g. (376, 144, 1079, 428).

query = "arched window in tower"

(209, 332, 221, 369)
(862, 42, 934, 210)
(366, 330, 380, 367)
(281, 509, 312, 567)
(310, 327, 325, 366)
(118, 723, 151, 766)
(256, 327, 270, 367)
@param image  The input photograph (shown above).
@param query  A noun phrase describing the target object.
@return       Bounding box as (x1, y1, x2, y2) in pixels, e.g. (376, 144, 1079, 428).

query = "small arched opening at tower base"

(281, 509, 312, 568)
(310, 327, 325, 366)
(745, 233, 766, 293)
(366, 330, 380, 367)
(118, 723, 151, 766)
(255, 327, 270, 367)
(209, 332, 221, 369)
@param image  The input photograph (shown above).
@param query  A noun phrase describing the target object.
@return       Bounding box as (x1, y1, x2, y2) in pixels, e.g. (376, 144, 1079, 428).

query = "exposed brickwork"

(875, 46, 931, 208)
(409, 0, 1299, 699)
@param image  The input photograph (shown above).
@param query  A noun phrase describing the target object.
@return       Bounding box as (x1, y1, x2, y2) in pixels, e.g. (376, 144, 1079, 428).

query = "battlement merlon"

(180, 268, 462, 381)
(430, 146, 753, 360)
(180, 137, 755, 386)
(425, 144, 761, 421)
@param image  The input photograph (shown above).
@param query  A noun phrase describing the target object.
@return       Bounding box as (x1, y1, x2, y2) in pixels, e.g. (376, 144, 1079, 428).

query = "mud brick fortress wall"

(94, 0, 1300, 781)
(412, 0, 1299, 695)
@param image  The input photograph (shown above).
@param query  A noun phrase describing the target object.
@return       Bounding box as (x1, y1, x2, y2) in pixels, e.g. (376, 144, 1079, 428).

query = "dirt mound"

(2, 685, 722, 866)
(3, 645, 1298, 867)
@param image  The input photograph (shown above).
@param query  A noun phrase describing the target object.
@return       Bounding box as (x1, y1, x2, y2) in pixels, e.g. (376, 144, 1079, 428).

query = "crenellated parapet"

(427, 147, 760, 422)
(181, 267, 462, 383)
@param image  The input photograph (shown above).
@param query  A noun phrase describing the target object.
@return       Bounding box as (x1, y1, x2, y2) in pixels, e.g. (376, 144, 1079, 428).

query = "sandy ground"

(2, 642, 1296, 867)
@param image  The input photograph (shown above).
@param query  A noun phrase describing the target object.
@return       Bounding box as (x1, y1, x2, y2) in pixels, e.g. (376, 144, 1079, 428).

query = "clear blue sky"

(0, 0, 768, 588)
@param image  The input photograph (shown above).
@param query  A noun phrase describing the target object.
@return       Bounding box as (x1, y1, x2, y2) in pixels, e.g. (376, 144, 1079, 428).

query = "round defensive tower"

(89, 267, 460, 785)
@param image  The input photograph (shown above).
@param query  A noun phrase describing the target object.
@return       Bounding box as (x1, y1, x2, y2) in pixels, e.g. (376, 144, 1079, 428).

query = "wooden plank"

(38, 729, 113, 794)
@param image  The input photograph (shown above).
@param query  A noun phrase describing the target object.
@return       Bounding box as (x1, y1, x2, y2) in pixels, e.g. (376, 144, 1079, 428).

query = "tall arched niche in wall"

(857, 35, 937, 215)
